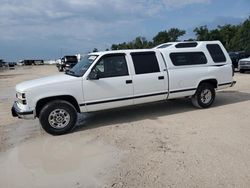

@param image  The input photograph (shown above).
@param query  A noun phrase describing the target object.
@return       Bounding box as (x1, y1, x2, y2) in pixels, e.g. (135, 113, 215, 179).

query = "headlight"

(16, 92, 25, 99)
(16, 92, 27, 105)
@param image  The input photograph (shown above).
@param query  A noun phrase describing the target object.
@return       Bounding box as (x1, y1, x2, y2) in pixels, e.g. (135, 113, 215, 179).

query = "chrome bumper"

(11, 102, 35, 119)
(239, 65, 250, 70)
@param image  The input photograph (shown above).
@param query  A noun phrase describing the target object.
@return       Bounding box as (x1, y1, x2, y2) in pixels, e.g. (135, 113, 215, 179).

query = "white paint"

(14, 41, 234, 115)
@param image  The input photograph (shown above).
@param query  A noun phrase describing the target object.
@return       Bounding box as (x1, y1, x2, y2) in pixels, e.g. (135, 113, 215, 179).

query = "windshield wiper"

(65, 70, 82, 77)
(65, 70, 77, 76)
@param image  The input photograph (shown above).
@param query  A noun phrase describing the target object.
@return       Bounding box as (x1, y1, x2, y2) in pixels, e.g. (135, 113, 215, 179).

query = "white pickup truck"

(12, 41, 236, 135)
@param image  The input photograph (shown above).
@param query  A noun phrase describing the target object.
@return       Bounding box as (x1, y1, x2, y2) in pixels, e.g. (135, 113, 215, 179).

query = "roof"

(89, 41, 223, 56)
(90, 48, 158, 56)
(154, 41, 223, 49)
(239, 57, 250, 61)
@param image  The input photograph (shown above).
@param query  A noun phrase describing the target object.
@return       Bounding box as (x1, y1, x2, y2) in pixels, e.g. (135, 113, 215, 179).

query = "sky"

(0, 0, 249, 61)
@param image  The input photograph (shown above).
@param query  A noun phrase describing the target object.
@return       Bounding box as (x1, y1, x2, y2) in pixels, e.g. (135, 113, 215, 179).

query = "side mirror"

(88, 71, 99, 80)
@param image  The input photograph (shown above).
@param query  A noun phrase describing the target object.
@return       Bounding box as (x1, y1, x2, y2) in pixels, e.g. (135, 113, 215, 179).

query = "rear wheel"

(191, 83, 215, 108)
(239, 69, 245, 73)
(39, 100, 77, 135)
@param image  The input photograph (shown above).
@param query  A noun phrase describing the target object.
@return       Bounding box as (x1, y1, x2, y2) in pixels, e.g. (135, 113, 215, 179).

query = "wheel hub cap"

(48, 109, 70, 129)
(201, 89, 212, 104)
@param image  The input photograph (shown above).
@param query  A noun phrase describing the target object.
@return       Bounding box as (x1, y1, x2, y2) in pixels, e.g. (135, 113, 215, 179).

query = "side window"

(93, 54, 128, 78)
(170, 52, 207, 66)
(206, 44, 226, 63)
(131, 52, 160, 74)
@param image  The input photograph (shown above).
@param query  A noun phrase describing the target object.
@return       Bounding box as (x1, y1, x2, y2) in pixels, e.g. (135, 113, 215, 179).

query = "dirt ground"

(0, 65, 250, 188)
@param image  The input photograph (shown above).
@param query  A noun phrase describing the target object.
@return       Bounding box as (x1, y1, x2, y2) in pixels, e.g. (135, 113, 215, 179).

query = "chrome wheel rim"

(48, 109, 70, 129)
(200, 89, 212, 104)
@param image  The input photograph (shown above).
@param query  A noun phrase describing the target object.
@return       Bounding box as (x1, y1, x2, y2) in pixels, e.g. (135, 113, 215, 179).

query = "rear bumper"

(11, 102, 35, 119)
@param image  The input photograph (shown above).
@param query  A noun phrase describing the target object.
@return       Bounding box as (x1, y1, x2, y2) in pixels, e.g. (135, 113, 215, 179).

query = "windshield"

(65, 55, 98, 77)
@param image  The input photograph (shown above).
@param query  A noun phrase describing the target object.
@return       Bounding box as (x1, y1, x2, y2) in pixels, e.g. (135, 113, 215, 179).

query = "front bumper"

(11, 102, 35, 119)
(239, 65, 250, 70)
(239, 62, 250, 70)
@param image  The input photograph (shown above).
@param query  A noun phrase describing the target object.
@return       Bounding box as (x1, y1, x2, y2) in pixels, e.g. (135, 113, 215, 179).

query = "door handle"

(126, 80, 133, 84)
(158, 76, 164, 80)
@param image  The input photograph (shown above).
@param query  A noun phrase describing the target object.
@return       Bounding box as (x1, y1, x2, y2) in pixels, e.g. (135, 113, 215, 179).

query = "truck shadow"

(74, 90, 250, 132)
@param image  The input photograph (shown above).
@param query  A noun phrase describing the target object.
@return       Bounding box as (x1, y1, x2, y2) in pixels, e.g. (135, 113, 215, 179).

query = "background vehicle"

(238, 57, 250, 73)
(19, 60, 44, 66)
(33, 60, 44, 65)
(0, 59, 4, 67)
(56, 55, 78, 72)
(229, 51, 249, 70)
(5, 62, 16, 68)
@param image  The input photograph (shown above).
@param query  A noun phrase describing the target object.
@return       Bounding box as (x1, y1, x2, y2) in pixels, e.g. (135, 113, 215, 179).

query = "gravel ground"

(0, 65, 250, 188)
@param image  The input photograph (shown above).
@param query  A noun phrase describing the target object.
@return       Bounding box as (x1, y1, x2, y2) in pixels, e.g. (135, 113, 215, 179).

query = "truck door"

(82, 53, 133, 112)
(130, 51, 168, 105)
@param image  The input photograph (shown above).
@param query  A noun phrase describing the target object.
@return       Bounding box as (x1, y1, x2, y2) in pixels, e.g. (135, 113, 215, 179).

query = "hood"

(16, 74, 80, 92)
(239, 57, 250, 62)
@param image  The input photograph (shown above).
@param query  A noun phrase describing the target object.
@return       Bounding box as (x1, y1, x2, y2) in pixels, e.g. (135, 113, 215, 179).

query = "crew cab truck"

(12, 41, 236, 135)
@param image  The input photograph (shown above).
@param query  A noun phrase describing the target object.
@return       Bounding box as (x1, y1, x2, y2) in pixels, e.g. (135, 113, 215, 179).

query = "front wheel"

(39, 100, 77, 135)
(191, 83, 215, 108)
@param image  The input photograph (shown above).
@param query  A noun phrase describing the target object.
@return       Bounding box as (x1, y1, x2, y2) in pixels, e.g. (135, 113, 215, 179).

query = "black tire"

(58, 67, 64, 72)
(39, 100, 77, 135)
(191, 83, 215, 108)
(239, 69, 245, 73)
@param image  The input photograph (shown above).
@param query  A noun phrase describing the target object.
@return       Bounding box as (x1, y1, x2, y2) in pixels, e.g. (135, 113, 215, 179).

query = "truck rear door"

(130, 51, 169, 105)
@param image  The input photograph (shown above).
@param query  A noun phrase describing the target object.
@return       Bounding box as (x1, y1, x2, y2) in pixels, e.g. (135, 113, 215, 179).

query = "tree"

(231, 17, 250, 52)
(193, 25, 210, 41)
(168, 28, 186, 42)
(153, 31, 170, 46)
(133, 37, 149, 49)
(110, 17, 250, 52)
(111, 44, 118, 50)
(92, 48, 98, 52)
(208, 29, 221, 41)
(218, 24, 239, 50)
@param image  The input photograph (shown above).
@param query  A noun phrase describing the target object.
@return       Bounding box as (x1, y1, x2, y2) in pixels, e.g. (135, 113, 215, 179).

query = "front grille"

(240, 61, 250, 65)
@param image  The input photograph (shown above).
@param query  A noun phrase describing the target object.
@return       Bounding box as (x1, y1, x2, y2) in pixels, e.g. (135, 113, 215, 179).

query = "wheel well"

(36, 95, 80, 117)
(198, 79, 218, 89)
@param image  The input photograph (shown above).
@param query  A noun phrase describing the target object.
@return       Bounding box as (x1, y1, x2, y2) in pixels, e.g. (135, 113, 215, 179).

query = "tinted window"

(175, 42, 198, 48)
(170, 52, 207, 66)
(131, 52, 160, 74)
(63, 56, 78, 63)
(206, 44, 226, 63)
(93, 54, 128, 78)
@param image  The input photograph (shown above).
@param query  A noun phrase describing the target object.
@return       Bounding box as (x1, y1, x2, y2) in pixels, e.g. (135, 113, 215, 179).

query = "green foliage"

(168, 28, 186, 42)
(111, 28, 185, 50)
(231, 17, 250, 52)
(193, 17, 250, 52)
(110, 16, 250, 52)
(153, 31, 170, 46)
(92, 48, 98, 52)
